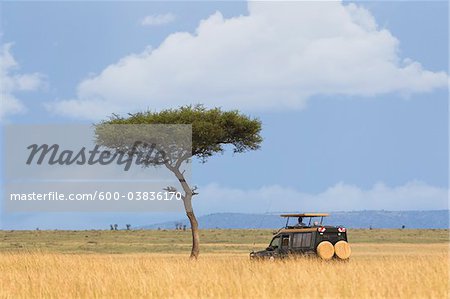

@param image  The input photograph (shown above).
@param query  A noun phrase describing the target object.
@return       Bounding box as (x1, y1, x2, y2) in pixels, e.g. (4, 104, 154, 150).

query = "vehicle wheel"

(316, 241, 334, 260)
(334, 240, 351, 260)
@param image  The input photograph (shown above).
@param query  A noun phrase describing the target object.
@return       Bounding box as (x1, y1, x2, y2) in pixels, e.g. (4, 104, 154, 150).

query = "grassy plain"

(0, 229, 448, 298)
(0, 229, 447, 254)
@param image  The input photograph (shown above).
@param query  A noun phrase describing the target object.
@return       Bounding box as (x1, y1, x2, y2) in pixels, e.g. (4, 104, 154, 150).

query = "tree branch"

(192, 185, 199, 196)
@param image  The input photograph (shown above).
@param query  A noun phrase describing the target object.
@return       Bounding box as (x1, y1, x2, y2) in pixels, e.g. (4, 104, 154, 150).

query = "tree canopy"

(99, 105, 263, 161)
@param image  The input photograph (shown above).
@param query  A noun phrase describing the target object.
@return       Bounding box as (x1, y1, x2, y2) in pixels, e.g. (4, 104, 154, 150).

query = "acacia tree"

(95, 105, 262, 258)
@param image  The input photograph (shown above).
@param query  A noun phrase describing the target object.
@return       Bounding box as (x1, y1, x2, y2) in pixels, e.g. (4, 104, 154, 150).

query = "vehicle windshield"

(269, 236, 280, 248)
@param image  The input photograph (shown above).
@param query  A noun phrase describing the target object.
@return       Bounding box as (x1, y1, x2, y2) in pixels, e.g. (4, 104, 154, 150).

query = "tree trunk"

(165, 163, 200, 259)
(186, 210, 200, 259)
(182, 192, 199, 259)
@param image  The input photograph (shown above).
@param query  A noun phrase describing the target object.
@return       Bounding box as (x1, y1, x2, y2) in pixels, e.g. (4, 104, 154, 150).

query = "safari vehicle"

(250, 213, 351, 260)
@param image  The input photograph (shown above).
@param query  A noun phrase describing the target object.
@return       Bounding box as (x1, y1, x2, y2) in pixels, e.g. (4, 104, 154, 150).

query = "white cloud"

(194, 181, 448, 214)
(0, 43, 45, 120)
(48, 1, 448, 120)
(141, 13, 176, 26)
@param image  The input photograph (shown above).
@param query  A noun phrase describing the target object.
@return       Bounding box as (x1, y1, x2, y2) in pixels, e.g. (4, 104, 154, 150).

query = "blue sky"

(0, 1, 448, 229)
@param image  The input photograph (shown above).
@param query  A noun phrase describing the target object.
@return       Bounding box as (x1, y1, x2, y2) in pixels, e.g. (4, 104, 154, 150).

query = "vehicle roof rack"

(280, 213, 329, 217)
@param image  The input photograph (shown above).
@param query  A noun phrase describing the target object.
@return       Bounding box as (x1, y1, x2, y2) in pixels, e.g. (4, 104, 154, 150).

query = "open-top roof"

(280, 213, 329, 218)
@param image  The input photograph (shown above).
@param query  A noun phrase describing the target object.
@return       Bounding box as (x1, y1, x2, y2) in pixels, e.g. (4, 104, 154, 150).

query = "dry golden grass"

(0, 243, 448, 299)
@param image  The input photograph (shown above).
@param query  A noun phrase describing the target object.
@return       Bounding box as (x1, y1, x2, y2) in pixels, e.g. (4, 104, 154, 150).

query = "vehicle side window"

(281, 235, 289, 248)
(292, 233, 312, 248)
(270, 236, 280, 248)
(302, 233, 312, 247)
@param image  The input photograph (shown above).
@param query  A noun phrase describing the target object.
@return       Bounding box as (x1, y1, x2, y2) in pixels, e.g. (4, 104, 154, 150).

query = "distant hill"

(141, 210, 449, 230)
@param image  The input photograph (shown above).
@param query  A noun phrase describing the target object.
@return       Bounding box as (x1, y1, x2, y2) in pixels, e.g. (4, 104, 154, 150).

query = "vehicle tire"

(316, 241, 334, 260)
(334, 240, 351, 260)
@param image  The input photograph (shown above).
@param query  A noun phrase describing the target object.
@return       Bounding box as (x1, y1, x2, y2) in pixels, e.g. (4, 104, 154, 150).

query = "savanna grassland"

(0, 229, 448, 298)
